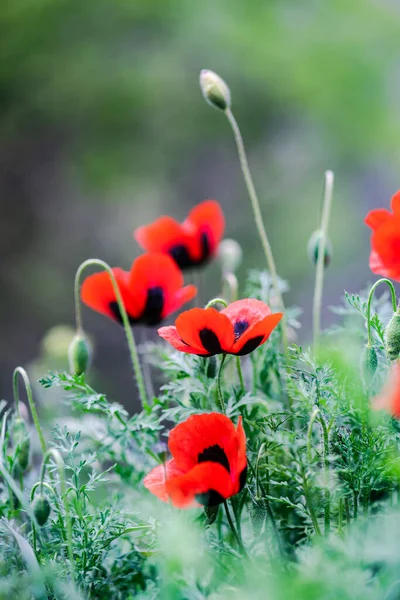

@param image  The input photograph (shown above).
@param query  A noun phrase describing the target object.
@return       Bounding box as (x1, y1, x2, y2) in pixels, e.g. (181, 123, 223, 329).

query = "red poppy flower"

(372, 361, 400, 418)
(81, 253, 196, 326)
(134, 200, 225, 270)
(144, 413, 247, 508)
(365, 190, 400, 281)
(158, 298, 282, 356)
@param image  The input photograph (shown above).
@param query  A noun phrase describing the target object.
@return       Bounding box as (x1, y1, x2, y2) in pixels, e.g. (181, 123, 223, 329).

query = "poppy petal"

(176, 308, 234, 354)
(134, 216, 188, 253)
(166, 462, 234, 508)
(162, 285, 198, 319)
(157, 326, 208, 355)
(168, 413, 240, 472)
(369, 250, 394, 278)
(365, 209, 392, 231)
(81, 268, 139, 323)
(143, 459, 186, 503)
(184, 200, 225, 262)
(231, 312, 283, 355)
(391, 190, 400, 214)
(221, 298, 272, 339)
(372, 218, 400, 281)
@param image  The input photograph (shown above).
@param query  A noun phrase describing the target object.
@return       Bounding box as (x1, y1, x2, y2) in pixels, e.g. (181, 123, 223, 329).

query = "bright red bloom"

(158, 298, 282, 356)
(81, 253, 196, 326)
(365, 190, 400, 281)
(144, 413, 247, 508)
(134, 200, 225, 270)
(372, 361, 400, 418)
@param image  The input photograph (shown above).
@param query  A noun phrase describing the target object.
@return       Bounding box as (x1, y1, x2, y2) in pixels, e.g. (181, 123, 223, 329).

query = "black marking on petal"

(200, 230, 211, 261)
(195, 489, 225, 507)
(239, 466, 247, 492)
(142, 286, 164, 326)
(235, 335, 264, 356)
(199, 328, 222, 354)
(169, 244, 194, 269)
(198, 444, 230, 473)
(109, 301, 137, 325)
(234, 320, 250, 340)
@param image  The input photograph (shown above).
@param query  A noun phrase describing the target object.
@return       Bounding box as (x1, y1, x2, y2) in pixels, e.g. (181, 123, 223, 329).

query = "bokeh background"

(1, 0, 400, 407)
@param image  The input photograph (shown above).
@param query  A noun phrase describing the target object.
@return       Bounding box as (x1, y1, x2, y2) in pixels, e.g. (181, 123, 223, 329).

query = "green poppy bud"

(68, 332, 92, 375)
(33, 494, 51, 526)
(249, 502, 267, 536)
(218, 238, 243, 274)
(385, 312, 400, 360)
(13, 416, 30, 472)
(307, 229, 333, 268)
(360, 344, 378, 385)
(199, 69, 231, 111)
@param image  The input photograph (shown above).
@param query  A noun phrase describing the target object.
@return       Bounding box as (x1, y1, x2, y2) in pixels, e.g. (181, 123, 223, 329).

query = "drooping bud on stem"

(12, 415, 30, 472)
(385, 309, 400, 361)
(68, 330, 92, 375)
(199, 69, 231, 111)
(307, 229, 333, 268)
(360, 344, 378, 386)
(218, 238, 243, 274)
(32, 494, 51, 526)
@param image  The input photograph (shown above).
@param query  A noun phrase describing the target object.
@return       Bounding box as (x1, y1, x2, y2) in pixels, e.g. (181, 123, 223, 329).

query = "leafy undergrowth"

(1, 270, 400, 599)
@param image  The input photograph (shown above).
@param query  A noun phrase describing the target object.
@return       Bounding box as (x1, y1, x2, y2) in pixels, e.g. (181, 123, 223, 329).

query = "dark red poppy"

(158, 298, 282, 356)
(365, 190, 400, 281)
(134, 200, 225, 270)
(81, 253, 197, 326)
(144, 413, 247, 508)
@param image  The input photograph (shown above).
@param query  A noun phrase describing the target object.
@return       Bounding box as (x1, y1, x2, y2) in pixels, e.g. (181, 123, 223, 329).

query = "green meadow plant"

(2, 70, 400, 599)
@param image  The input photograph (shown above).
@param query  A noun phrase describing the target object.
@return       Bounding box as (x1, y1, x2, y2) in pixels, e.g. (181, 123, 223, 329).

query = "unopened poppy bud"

(68, 331, 92, 375)
(218, 238, 243, 274)
(199, 69, 231, 111)
(361, 344, 378, 385)
(307, 230, 333, 268)
(385, 311, 400, 360)
(33, 494, 51, 526)
(13, 417, 30, 472)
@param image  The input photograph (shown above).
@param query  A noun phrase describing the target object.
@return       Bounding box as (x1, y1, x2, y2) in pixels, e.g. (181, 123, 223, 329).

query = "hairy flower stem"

(236, 356, 245, 391)
(302, 469, 321, 536)
(313, 170, 334, 350)
(223, 500, 247, 556)
(74, 259, 148, 409)
(307, 407, 320, 463)
(224, 108, 288, 354)
(217, 355, 227, 413)
(40, 449, 74, 575)
(366, 278, 397, 345)
(13, 367, 46, 454)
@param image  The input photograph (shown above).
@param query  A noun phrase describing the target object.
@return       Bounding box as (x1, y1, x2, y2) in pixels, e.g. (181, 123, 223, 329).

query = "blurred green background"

(1, 0, 400, 404)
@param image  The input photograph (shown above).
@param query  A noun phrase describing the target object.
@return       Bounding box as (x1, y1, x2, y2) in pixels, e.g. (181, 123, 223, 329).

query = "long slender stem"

(217, 355, 227, 413)
(366, 278, 397, 345)
(313, 170, 334, 349)
(40, 449, 74, 575)
(224, 108, 287, 353)
(74, 259, 148, 408)
(223, 500, 247, 555)
(236, 356, 245, 392)
(319, 415, 330, 535)
(13, 367, 46, 455)
(307, 406, 320, 463)
(302, 469, 322, 536)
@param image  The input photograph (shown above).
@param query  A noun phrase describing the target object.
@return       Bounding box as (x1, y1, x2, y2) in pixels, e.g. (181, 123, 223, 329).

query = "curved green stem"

(40, 449, 74, 575)
(236, 356, 245, 392)
(205, 297, 228, 309)
(13, 367, 46, 455)
(313, 170, 334, 350)
(74, 259, 148, 408)
(217, 354, 227, 414)
(307, 406, 320, 464)
(223, 500, 247, 556)
(366, 278, 397, 345)
(224, 108, 287, 354)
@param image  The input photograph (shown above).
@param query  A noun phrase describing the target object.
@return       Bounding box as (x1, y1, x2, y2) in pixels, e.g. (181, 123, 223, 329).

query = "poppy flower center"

(142, 286, 164, 325)
(234, 320, 249, 340)
(197, 444, 230, 473)
(199, 328, 222, 354)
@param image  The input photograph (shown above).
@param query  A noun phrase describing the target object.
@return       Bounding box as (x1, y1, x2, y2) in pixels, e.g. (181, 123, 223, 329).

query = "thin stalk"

(307, 406, 320, 463)
(13, 367, 46, 454)
(313, 170, 334, 349)
(217, 355, 227, 413)
(366, 278, 397, 345)
(223, 500, 247, 555)
(74, 259, 148, 409)
(205, 297, 228, 309)
(224, 108, 287, 353)
(353, 490, 359, 519)
(319, 415, 330, 535)
(40, 449, 75, 576)
(302, 469, 322, 536)
(236, 356, 245, 391)
(338, 497, 343, 533)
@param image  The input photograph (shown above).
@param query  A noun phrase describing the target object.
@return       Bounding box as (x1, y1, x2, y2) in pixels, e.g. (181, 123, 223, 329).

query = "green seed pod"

(307, 229, 333, 268)
(385, 312, 400, 361)
(360, 344, 378, 385)
(68, 332, 92, 375)
(33, 494, 51, 526)
(199, 69, 231, 111)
